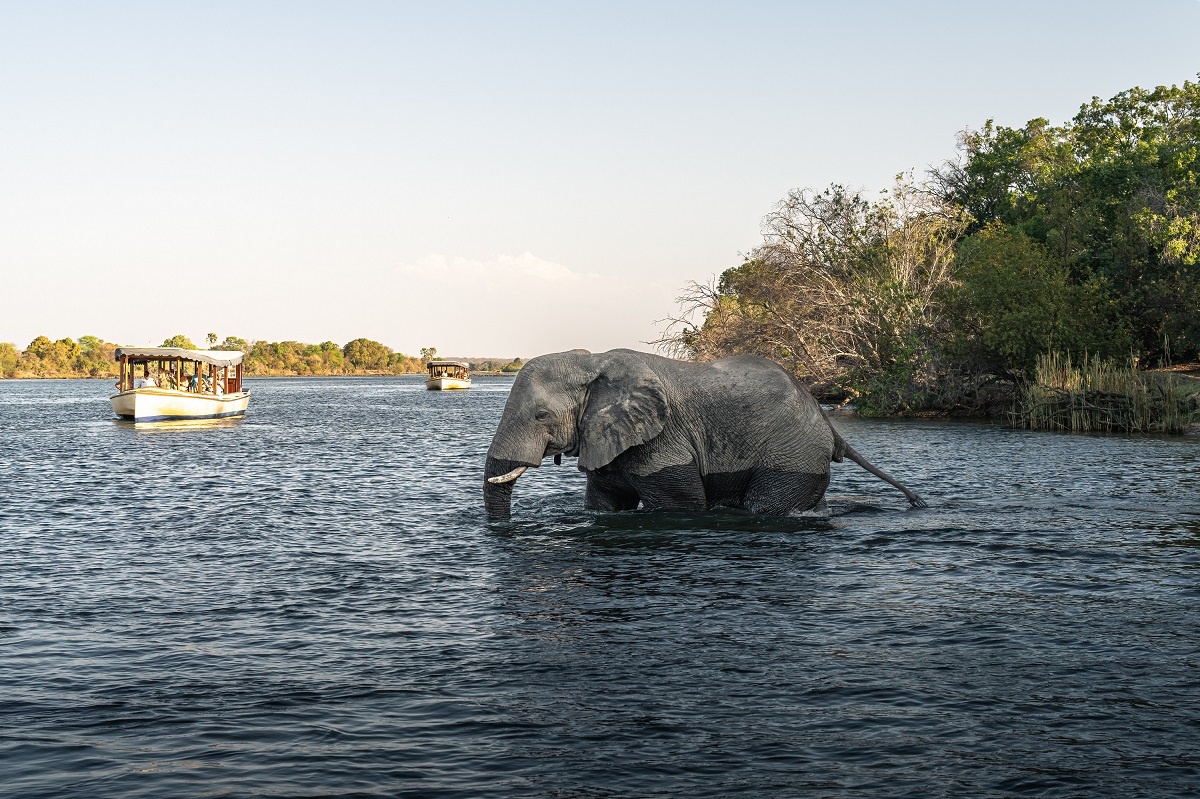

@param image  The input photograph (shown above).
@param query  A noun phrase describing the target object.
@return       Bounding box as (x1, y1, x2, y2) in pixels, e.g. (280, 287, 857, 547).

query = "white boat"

(110, 347, 250, 422)
(425, 360, 471, 390)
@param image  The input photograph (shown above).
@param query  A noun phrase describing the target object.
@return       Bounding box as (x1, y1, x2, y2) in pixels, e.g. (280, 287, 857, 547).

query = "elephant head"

(483, 349, 668, 520)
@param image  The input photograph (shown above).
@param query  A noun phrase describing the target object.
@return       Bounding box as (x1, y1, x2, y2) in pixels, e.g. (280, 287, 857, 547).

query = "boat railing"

(117, 354, 245, 396)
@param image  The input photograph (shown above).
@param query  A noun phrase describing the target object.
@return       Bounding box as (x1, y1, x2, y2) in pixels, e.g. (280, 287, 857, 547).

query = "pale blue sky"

(2, 1, 1197, 356)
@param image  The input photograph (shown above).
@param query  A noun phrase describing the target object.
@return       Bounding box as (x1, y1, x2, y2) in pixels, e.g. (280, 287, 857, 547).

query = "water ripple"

(1, 378, 1199, 797)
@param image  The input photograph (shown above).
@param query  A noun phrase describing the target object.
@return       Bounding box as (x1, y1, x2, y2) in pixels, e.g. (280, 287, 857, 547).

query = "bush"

(1013, 352, 1199, 433)
(943, 225, 1133, 378)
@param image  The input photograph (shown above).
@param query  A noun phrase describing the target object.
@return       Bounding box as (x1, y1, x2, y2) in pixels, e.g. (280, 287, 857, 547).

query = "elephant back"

(684, 356, 835, 476)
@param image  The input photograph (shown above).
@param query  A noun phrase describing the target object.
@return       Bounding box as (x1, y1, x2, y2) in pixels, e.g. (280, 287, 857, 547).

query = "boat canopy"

(115, 347, 246, 367)
(427, 360, 469, 368)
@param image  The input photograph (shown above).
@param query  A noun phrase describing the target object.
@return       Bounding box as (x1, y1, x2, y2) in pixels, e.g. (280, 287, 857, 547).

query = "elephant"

(483, 348, 927, 520)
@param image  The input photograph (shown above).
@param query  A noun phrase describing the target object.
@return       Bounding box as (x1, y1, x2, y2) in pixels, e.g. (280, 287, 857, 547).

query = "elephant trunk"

(484, 456, 528, 520)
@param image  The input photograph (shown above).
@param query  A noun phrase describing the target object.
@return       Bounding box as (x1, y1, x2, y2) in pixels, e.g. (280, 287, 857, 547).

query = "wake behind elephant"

(483, 348, 927, 520)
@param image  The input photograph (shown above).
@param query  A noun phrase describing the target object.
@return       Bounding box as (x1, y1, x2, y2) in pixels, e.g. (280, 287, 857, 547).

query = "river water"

(1, 376, 1198, 798)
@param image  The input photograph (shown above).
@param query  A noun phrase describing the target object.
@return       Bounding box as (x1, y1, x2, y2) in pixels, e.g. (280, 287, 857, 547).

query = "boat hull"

(425, 377, 471, 390)
(110, 388, 250, 422)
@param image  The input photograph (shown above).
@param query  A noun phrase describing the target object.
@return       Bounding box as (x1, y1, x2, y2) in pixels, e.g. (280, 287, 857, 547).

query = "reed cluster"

(1013, 353, 1199, 434)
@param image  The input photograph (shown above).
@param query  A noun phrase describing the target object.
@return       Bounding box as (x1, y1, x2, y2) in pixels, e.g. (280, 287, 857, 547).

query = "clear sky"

(2, 1, 1197, 357)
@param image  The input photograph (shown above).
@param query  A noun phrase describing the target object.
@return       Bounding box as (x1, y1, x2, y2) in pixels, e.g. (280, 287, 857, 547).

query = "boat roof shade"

(428, 360, 469, 368)
(114, 348, 245, 367)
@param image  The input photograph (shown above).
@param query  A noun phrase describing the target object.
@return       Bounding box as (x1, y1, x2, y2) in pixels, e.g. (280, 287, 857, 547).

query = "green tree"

(0, 342, 19, 377)
(936, 77, 1200, 363)
(420, 347, 438, 363)
(343, 338, 391, 371)
(161, 334, 197, 349)
(22, 336, 81, 375)
(78, 335, 104, 358)
(388, 352, 425, 374)
(25, 336, 56, 361)
(219, 336, 249, 352)
(945, 225, 1132, 377)
(76, 335, 116, 376)
(206, 332, 218, 348)
(317, 341, 345, 372)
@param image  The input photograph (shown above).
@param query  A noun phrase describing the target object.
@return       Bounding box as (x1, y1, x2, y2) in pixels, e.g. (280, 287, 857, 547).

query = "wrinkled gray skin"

(483, 349, 927, 520)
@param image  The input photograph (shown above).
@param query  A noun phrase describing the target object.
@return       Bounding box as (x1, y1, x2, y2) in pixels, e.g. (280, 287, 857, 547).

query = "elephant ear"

(577, 355, 668, 470)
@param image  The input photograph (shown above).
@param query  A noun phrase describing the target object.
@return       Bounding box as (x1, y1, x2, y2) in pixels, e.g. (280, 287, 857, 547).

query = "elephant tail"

(830, 429, 928, 509)
(830, 428, 847, 464)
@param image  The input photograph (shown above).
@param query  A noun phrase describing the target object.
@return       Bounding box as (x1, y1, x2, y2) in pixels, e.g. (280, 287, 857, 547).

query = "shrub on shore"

(1012, 353, 1199, 434)
(658, 77, 1200, 426)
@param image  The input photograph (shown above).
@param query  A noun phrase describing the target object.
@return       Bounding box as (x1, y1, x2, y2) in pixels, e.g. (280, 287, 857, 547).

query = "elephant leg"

(740, 469, 830, 515)
(629, 463, 708, 512)
(585, 471, 641, 511)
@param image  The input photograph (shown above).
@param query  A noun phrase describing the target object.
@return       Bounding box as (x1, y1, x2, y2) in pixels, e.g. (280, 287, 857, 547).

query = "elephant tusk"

(487, 466, 528, 484)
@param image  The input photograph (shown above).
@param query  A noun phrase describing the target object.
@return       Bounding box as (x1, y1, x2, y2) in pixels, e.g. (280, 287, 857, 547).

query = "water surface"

(2, 377, 1198, 797)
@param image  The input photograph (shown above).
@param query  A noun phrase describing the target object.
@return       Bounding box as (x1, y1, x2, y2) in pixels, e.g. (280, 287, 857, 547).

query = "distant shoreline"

(2, 336, 525, 380)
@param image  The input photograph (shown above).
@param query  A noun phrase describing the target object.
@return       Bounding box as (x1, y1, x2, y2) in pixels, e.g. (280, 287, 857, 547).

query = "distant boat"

(110, 347, 250, 422)
(425, 360, 471, 390)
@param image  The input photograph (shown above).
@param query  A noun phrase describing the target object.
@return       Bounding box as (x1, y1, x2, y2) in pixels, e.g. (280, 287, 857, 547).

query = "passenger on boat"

(189, 374, 199, 392)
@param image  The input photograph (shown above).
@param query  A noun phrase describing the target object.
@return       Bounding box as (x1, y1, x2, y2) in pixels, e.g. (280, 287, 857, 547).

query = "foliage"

(74, 336, 117, 376)
(241, 338, 423, 376)
(3, 336, 118, 378)
(420, 347, 438, 363)
(943, 225, 1133, 377)
(1014, 352, 1198, 433)
(461, 357, 523, 373)
(661, 177, 970, 407)
(935, 77, 1200, 363)
(219, 336, 249, 352)
(161, 334, 197, 349)
(0, 342, 20, 378)
(661, 77, 1200, 419)
(23, 336, 86, 376)
(0, 335, 431, 378)
(343, 338, 391, 371)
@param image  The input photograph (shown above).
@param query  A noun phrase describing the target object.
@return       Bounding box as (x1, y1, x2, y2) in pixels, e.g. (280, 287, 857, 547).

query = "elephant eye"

(535, 409, 551, 422)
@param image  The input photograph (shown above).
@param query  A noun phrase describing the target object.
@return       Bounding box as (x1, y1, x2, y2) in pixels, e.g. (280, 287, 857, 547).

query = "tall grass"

(1013, 353, 1198, 434)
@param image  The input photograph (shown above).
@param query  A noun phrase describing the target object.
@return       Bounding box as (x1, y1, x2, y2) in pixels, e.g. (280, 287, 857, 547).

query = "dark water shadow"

(481, 492, 918, 556)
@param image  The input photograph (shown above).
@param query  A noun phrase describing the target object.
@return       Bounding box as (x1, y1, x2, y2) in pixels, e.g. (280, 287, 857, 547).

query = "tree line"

(659, 78, 1200, 415)
(0, 334, 524, 378)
